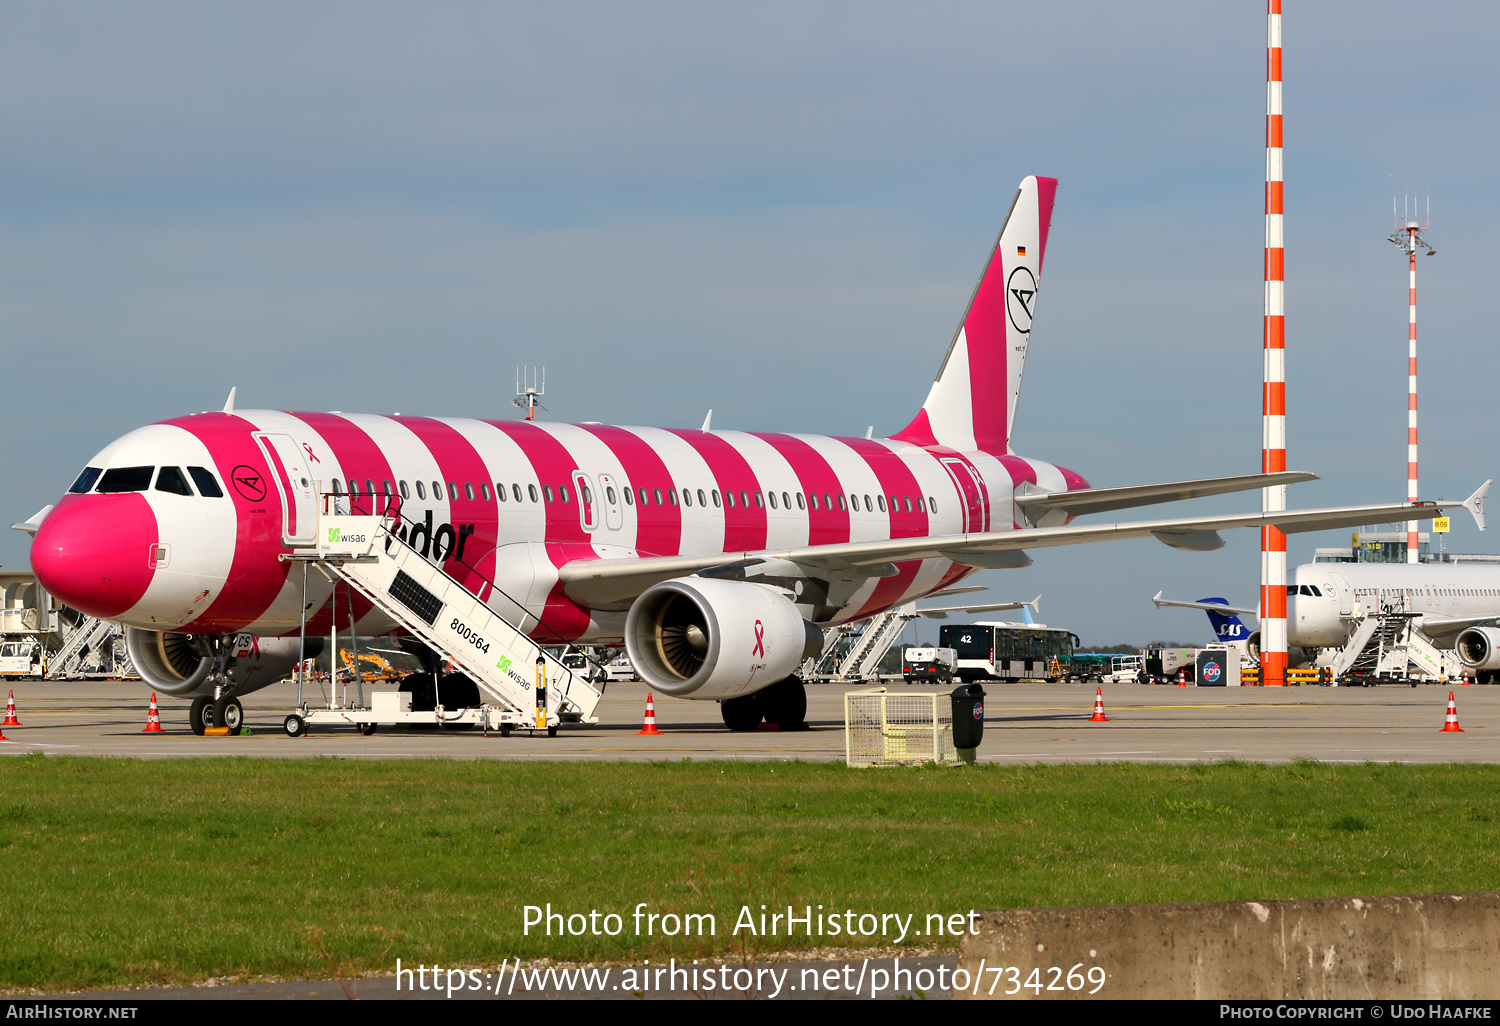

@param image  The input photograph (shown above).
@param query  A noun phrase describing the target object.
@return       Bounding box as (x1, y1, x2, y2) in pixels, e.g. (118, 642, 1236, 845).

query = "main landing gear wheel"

(213, 696, 243, 734)
(189, 695, 215, 736)
(721, 693, 762, 732)
(758, 677, 807, 729)
(283, 713, 307, 738)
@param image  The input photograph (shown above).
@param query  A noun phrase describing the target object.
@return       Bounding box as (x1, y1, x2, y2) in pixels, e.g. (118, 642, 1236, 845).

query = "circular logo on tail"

(1006, 266, 1038, 334)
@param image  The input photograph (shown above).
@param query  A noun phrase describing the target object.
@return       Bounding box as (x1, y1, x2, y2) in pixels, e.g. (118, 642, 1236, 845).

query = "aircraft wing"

(1416, 614, 1500, 638)
(1014, 471, 1316, 519)
(914, 596, 1040, 620)
(558, 482, 1489, 608)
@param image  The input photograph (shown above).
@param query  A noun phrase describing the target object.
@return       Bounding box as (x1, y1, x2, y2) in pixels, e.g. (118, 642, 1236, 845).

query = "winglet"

(1465, 479, 1490, 531)
(222, 387, 237, 415)
(1152, 589, 1166, 608)
(701, 410, 712, 432)
(1027, 594, 1041, 615)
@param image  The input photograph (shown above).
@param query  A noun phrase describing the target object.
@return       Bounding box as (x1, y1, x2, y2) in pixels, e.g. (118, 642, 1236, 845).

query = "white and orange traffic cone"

(637, 692, 663, 736)
(1440, 691, 1465, 733)
(1177, 669, 1188, 688)
(141, 693, 164, 734)
(1089, 687, 1110, 723)
(3, 690, 21, 726)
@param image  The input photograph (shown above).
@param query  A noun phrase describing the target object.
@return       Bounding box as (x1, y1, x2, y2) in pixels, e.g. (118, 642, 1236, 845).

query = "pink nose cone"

(31, 493, 158, 619)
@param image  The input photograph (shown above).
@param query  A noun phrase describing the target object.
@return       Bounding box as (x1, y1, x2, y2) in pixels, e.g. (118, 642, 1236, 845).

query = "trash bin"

(950, 683, 986, 750)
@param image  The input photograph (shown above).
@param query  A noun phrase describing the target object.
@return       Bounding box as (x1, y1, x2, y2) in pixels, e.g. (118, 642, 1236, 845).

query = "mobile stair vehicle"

(278, 497, 603, 737)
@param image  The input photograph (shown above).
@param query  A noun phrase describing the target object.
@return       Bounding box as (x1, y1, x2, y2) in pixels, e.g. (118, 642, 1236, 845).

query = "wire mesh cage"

(844, 688, 958, 768)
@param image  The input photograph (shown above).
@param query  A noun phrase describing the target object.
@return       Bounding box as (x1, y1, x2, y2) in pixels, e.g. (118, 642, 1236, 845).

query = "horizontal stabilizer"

(10, 505, 52, 535)
(1151, 591, 1257, 616)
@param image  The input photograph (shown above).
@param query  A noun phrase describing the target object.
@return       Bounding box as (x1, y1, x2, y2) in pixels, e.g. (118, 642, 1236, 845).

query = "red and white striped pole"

(1404, 220, 1416, 564)
(1260, 0, 1288, 687)
(1388, 205, 1433, 560)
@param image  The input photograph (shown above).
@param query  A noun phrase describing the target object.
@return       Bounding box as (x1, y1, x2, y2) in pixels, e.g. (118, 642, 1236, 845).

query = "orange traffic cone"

(637, 692, 663, 735)
(1089, 687, 1110, 722)
(1440, 691, 1464, 733)
(141, 693, 164, 734)
(1177, 669, 1188, 688)
(3, 690, 21, 726)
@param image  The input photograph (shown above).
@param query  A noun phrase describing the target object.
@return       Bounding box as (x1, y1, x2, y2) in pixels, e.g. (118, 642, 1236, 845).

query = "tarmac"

(0, 676, 1496, 764)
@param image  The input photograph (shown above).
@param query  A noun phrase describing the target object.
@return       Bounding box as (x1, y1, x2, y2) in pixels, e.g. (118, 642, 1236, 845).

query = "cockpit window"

(96, 467, 155, 493)
(155, 466, 193, 496)
(188, 467, 223, 497)
(1305, 585, 1322, 596)
(68, 467, 102, 494)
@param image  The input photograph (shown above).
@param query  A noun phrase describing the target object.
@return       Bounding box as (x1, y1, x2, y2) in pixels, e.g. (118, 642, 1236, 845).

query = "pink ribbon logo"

(752, 620, 765, 658)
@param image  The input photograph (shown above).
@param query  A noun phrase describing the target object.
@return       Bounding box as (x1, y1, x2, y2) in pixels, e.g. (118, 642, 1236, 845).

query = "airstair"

(282, 506, 602, 732)
(45, 615, 127, 680)
(1329, 612, 1461, 682)
(832, 603, 918, 682)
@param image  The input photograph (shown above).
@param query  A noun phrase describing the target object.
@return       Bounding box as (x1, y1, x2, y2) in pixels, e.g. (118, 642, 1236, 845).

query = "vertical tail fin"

(1199, 598, 1250, 643)
(892, 175, 1057, 454)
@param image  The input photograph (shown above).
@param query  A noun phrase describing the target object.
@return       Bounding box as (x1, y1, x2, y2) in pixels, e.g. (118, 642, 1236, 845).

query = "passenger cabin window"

(725, 491, 736, 509)
(465, 483, 475, 501)
(768, 491, 779, 509)
(526, 485, 537, 503)
(560, 484, 570, 503)
(877, 496, 887, 512)
(69, 467, 102, 494)
(710, 490, 719, 508)
(96, 467, 154, 493)
(623, 487, 633, 506)
(448, 483, 458, 501)
(606, 486, 617, 504)
(808, 494, 818, 511)
(796, 493, 806, 511)
(399, 481, 410, 499)
(155, 466, 193, 496)
(652, 488, 662, 506)
(495, 483, 505, 502)
(543, 485, 554, 503)
(682, 489, 693, 507)
(667, 488, 677, 507)
(432, 481, 442, 499)
(416, 481, 427, 500)
(481, 484, 492, 502)
(928, 496, 937, 513)
(754, 491, 763, 509)
(783, 491, 792, 509)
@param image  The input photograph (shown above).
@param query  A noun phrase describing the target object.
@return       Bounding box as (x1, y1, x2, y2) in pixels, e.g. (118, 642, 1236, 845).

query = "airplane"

(1151, 593, 1257, 663)
(1155, 559, 1500, 681)
(17, 175, 1483, 734)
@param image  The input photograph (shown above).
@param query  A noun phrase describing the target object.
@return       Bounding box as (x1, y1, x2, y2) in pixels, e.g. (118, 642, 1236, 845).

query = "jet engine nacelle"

(1244, 631, 1314, 670)
(1456, 627, 1500, 670)
(126, 628, 320, 697)
(624, 577, 823, 700)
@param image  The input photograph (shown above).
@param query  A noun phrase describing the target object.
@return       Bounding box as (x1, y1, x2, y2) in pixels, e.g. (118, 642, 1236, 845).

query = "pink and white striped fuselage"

(32, 409, 1088, 643)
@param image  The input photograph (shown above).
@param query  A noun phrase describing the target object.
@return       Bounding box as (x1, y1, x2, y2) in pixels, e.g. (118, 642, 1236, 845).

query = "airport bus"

(937, 622, 1081, 682)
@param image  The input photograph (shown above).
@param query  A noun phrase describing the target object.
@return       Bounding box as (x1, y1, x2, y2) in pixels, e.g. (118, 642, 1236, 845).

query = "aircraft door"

(940, 458, 989, 533)
(253, 432, 319, 546)
(1326, 571, 1353, 617)
(597, 473, 624, 531)
(573, 472, 598, 533)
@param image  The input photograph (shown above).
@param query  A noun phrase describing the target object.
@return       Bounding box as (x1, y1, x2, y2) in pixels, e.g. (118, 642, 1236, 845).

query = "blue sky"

(2, 2, 1496, 645)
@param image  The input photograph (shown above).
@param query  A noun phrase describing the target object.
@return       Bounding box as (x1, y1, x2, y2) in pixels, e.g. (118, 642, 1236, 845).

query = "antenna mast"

(514, 366, 547, 422)
(1388, 198, 1436, 563)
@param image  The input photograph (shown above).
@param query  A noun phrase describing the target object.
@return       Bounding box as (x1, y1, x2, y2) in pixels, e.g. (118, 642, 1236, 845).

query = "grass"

(2, 755, 1499, 991)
